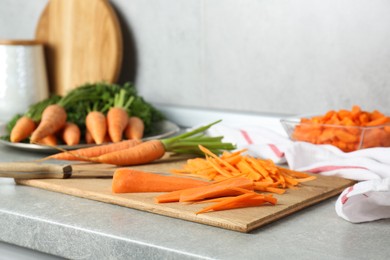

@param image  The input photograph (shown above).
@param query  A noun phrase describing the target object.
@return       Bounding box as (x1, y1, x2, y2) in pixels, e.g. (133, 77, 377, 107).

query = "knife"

(0, 162, 115, 179)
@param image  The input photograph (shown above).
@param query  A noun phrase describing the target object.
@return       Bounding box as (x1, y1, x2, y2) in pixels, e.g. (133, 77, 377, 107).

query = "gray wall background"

(1, 0, 389, 116)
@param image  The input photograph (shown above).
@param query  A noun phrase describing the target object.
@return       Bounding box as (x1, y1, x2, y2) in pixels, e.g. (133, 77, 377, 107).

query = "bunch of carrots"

(3, 82, 163, 146)
(45, 120, 236, 166)
(111, 146, 316, 214)
(289, 105, 390, 152)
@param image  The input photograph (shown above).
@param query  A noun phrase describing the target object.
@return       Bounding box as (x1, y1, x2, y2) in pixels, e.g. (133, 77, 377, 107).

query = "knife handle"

(0, 162, 72, 179)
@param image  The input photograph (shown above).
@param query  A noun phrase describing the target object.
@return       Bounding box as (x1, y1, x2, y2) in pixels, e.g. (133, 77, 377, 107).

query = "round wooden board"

(35, 0, 123, 95)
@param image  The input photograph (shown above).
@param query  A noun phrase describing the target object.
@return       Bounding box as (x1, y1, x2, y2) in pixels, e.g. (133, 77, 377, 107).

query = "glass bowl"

(280, 117, 390, 152)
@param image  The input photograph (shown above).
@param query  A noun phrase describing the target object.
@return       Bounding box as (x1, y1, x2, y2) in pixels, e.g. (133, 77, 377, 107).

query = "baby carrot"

(86, 111, 107, 144)
(124, 116, 145, 140)
(30, 104, 67, 143)
(107, 107, 129, 142)
(61, 122, 81, 146)
(112, 168, 209, 193)
(10, 116, 37, 143)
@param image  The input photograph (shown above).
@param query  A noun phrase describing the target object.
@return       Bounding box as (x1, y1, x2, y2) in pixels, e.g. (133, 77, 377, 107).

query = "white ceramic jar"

(0, 40, 49, 123)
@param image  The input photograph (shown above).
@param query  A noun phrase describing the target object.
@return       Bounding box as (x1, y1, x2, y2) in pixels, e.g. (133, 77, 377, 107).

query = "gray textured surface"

(0, 110, 390, 259)
(1, 0, 390, 115)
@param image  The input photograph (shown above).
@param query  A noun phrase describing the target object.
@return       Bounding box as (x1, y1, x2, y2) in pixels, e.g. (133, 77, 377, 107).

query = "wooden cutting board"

(35, 0, 122, 95)
(15, 160, 355, 233)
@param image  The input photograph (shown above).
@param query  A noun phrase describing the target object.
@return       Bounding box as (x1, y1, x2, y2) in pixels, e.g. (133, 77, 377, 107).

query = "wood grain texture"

(35, 0, 123, 95)
(15, 160, 355, 233)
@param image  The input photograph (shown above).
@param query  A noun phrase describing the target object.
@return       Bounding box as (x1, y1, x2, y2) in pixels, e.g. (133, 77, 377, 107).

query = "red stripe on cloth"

(240, 129, 253, 144)
(306, 165, 367, 174)
(341, 186, 354, 204)
(268, 144, 284, 158)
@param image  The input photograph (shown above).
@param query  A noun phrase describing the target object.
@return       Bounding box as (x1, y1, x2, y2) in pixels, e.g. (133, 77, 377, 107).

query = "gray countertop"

(1, 107, 390, 259)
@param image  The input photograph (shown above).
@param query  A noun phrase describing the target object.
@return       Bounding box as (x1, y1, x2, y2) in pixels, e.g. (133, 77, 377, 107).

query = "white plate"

(0, 120, 180, 153)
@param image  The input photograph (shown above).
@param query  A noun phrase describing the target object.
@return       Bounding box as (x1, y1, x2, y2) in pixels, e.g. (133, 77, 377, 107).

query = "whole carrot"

(36, 134, 58, 146)
(47, 139, 142, 161)
(10, 116, 37, 143)
(107, 107, 128, 142)
(107, 89, 134, 142)
(30, 104, 67, 143)
(62, 122, 81, 145)
(124, 116, 144, 140)
(86, 111, 107, 144)
(112, 168, 209, 193)
(9, 95, 61, 143)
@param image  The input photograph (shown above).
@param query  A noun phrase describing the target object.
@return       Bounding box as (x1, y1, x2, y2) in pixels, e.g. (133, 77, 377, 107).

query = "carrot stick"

(47, 139, 142, 161)
(62, 122, 81, 145)
(196, 193, 277, 214)
(125, 116, 145, 140)
(10, 116, 37, 143)
(30, 104, 67, 143)
(112, 168, 209, 193)
(179, 177, 254, 202)
(86, 111, 107, 144)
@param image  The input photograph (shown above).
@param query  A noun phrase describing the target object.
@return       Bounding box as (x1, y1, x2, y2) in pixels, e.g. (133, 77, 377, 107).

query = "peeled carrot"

(172, 145, 316, 194)
(291, 106, 390, 152)
(196, 192, 277, 214)
(94, 139, 166, 165)
(10, 116, 37, 143)
(46, 139, 142, 161)
(62, 122, 81, 146)
(107, 107, 129, 142)
(156, 177, 254, 203)
(125, 116, 145, 140)
(30, 104, 67, 143)
(112, 168, 209, 193)
(86, 111, 107, 144)
(179, 177, 254, 202)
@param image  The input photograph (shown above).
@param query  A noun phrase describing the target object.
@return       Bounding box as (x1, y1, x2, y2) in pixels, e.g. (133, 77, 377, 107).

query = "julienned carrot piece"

(196, 193, 277, 214)
(107, 107, 129, 142)
(112, 168, 209, 193)
(172, 145, 316, 194)
(155, 177, 253, 204)
(179, 177, 254, 202)
(30, 104, 67, 143)
(47, 139, 142, 161)
(86, 111, 107, 144)
(10, 116, 37, 143)
(62, 122, 81, 145)
(125, 116, 145, 140)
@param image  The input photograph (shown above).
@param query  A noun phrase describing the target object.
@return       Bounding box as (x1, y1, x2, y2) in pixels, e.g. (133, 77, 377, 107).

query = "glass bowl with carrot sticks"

(280, 106, 390, 152)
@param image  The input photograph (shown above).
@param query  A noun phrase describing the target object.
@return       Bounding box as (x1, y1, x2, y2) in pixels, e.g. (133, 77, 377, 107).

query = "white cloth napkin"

(207, 124, 390, 223)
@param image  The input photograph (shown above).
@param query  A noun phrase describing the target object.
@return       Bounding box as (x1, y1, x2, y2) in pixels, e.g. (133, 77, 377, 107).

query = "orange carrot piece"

(106, 107, 129, 142)
(86, 111, 107, 144)
(124, 116, 145, 140)
(179, 177, 254, 202)
(62, 122, 81, 146)
(47, 139, 142, 161)
(10, 116, 37, 143)
(196, 193, 277, 214)
(30, 104, 67, 143)
(85, 129, 94, 144)
(36, 134, 57, 146)
(112, 168, 209, 193)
